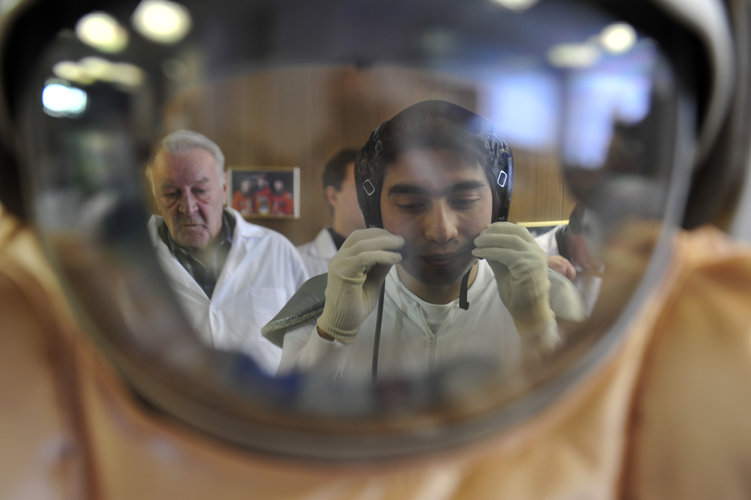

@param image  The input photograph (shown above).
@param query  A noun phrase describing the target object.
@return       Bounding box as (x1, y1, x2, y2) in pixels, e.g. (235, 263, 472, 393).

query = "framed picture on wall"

(227, 166, 300, 219)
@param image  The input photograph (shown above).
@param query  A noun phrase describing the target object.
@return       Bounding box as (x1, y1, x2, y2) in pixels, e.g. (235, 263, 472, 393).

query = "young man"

(146, 129, 308, 375)
(296, 148, 366, 276)
(267, 101, 585, 381)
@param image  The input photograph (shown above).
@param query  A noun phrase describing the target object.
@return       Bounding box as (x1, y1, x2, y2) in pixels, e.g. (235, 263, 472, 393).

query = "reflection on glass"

(144, 129, 308, 375)
(16, 0, 685, 458)
(74, 10, 129, 53)
(265, 99, 586, 384)
(131, 0, 192, 45)
(42, 79, 87, 117)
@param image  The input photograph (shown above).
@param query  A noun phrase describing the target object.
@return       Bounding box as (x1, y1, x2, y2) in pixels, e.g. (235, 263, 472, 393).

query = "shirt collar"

(157, 208, 235, 256)
(326, 226, 347, 250)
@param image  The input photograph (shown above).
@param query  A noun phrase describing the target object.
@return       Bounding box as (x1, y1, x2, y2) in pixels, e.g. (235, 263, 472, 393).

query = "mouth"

(418, 239, 476, 266)
(180, 222, 207, 231)
(420, 251, 463, 267)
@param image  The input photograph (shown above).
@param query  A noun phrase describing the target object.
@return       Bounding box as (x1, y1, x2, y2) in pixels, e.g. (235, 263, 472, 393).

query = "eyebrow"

(387, 180, 487, 197)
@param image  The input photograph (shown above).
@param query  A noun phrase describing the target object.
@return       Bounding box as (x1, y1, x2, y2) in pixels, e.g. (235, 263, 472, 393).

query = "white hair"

(146, 129, 226, 195)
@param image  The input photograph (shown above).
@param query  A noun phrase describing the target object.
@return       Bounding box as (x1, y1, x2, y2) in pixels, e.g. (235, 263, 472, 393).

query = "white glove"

(472, 222, 558, 345)
(316, 228, 404, 344)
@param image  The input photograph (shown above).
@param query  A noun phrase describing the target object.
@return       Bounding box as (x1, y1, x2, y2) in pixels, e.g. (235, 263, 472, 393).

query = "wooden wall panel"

(162, 65, 575, 245)
(509, 149, 576, 224)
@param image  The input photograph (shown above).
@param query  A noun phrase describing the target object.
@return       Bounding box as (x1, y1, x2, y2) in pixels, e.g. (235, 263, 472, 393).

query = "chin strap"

(371, 282, 386, 383)
(371, 268, 472, 381)
(459, 268, 471, 310)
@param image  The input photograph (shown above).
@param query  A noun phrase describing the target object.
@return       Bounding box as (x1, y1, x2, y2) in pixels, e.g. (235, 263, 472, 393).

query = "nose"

(178, 191, 198, 215)
(424, 199, 458, 243)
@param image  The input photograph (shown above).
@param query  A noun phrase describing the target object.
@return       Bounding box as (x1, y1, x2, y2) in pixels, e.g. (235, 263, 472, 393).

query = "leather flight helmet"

(355, 100, 514, 228)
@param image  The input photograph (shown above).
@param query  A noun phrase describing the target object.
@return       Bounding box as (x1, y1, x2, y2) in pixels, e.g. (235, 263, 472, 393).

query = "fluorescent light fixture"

(132, 0, 192, 44)
(547, 42, 600, 68)
(52, 61, 95, 85)
(490, 0, 539, 12)
(111, 63, 146, 87)
(42, 80, 87, 117)
(75, 11, 129, 53)
(80, 56, 115, 80)
(53, 58, 145, 88)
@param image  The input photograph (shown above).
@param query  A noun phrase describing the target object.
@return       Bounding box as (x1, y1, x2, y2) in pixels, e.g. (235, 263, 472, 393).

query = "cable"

(459, 268, 471, 310)
(371, 282, 386, 382)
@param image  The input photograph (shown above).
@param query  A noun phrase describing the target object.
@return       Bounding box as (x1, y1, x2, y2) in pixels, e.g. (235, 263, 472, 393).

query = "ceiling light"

(547, 42, 600, 68)
(52, 61, 95, 85)
(600, 22, 637, 54)
(75, 11, 129, 53)
(42, 80, 88, 118)
(490, 0, 539, 12)
(132, 0, 192, 44)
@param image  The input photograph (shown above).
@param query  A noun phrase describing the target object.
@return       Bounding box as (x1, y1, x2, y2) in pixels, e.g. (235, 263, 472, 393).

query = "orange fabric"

(621, 231, 751, 500)
(0, 212, 88, 500)
(2, 206, 750, 499)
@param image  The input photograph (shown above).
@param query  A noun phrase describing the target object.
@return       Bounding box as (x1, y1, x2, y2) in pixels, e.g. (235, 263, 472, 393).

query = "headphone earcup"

(492, 149, 513, 222)
(357, 178, 382, 228)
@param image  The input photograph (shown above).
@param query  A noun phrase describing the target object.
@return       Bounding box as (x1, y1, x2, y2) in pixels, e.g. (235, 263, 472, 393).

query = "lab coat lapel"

(312, 228, 337, 259)
(147, 215, 208, 300)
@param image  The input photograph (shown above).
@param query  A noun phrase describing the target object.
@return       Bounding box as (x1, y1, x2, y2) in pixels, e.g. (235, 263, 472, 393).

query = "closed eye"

(449, 196, 481, 209)
(391, 194, 429, 213)
(395, 202, 427, 212)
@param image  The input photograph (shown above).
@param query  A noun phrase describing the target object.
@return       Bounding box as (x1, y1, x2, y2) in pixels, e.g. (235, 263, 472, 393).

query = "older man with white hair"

(146, 129, 308, 374)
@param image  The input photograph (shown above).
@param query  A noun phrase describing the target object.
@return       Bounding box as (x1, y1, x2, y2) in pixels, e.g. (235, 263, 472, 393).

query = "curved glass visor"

(13, 0, 696, 460)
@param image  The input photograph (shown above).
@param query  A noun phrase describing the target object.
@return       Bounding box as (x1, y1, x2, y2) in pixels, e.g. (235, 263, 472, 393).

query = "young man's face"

(380, 149, 493, 288)
(151, 147, 227, 250)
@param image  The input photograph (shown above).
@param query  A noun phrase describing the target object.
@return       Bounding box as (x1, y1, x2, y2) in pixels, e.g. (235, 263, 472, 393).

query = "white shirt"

(296, 228, 337, 277)
(535, 226, 602, 315)
(278, 260, 522, 382)
(148, 208, 309, 375)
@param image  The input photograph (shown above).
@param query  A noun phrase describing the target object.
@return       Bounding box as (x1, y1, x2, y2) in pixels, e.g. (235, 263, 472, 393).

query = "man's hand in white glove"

(316, 228, 404, 344)
(472, 222, 559, 350)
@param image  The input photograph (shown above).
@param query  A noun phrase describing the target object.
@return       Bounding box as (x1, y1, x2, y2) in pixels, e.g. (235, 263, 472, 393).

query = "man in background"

(297, 148, 366, 275)
(535, 201, 603, 314)
(146, 129, 308, 374)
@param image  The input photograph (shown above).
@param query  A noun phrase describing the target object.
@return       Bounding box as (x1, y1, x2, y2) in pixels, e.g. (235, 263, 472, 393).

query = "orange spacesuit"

(3, 202, 750, 499)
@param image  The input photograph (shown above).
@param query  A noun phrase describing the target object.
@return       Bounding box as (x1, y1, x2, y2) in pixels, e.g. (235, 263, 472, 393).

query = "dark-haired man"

(297, 148, 366, 276)
(536, 201, 604, 314)
(265, 101, 585, 381)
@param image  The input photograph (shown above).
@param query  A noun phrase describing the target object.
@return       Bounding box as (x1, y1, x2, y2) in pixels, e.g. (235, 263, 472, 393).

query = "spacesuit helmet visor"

(0, 0, 742, 461)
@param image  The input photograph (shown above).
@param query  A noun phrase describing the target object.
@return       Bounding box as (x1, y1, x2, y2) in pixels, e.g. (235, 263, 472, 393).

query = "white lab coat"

(148, 208, 308, 374)
(296, 228, 337, 276)
(278, 261, 522, 382)
(535, 226, 602, 314)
